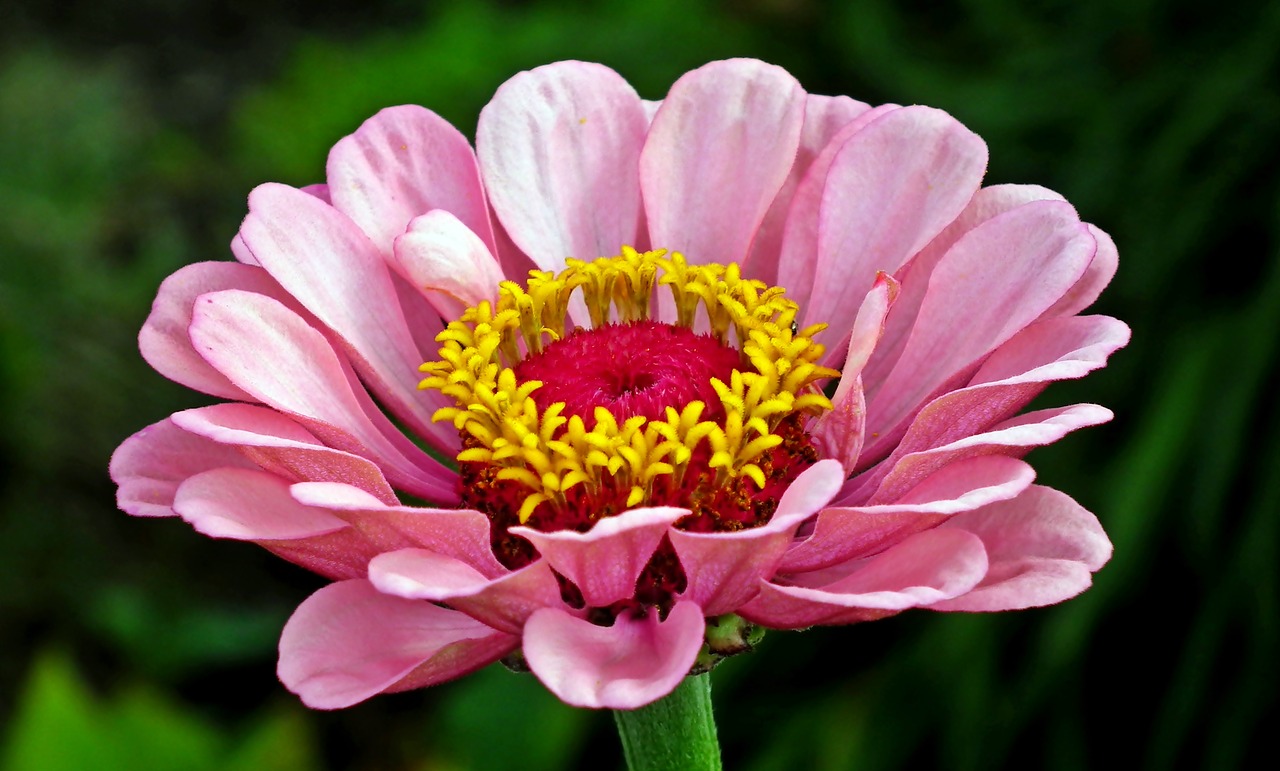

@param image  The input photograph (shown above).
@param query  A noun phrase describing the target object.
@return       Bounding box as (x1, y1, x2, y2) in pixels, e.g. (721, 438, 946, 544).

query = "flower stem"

(612, 674, 722, 771)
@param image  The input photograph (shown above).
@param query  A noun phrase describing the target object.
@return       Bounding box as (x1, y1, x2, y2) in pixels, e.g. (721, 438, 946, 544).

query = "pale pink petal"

(173, 467, 382, 579)
(849, 314, 1128, 495)
(938, 559, 1095, 612)
(811, 382, 867, 478)
(1045, 224, 1119, 318)
(369, 549, 563, 634)
(289, 482, 505, 578)
(670, 460, 844, 616)
(523, 602, 705, 709)
(278, 580, 515, 710)
(771, 459, 849, 527)
(300, 183, 331, 203)
(173, 467, 348, 540)
(862, 200, 1097, 461)
(743, 93, 871, 284)
(110, 417, 255, 518)
(932, 486, 1111, 611)
(741, 529, 988, 629)
(828, 272, 899, 407)
(239, 182, 446, 445)
(230, 233, 256, 265)
(477, 61, 646, 272)
(188, 289, 457, 503)
(489, 215, 539, 282)
(393, 210, 503, 320)
(970, 314, 1131, 386)
(641, 59, 805, 266)
(327, 105, 494, 256)
(138, 261, 300, 400)
(779, 455, 1033, 574)
(809, 275, 898, 474)
(229, 187, 330, 266)
(388, 269, 453, 385)
(803, 106, 989, 341)
(171, 403, 398, 505)
(510, 507, 686, 608)
(855, 404, 1114, 507)
(862, 184, 1067, 392)
(775, 104, 901, 310)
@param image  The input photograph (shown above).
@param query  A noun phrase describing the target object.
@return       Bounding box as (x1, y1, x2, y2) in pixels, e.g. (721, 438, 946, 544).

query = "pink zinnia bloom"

(111, 59, 1128, 710)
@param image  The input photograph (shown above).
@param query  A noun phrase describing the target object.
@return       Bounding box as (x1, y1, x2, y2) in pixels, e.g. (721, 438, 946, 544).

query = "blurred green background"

(1, 0, 1276, 768)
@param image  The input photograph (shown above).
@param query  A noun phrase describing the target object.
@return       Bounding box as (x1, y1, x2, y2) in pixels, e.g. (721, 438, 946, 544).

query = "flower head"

(111, 59, 1128, 710)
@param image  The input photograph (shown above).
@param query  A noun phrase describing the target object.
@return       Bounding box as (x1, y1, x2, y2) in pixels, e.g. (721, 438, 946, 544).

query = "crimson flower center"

(514, 320, 742, 423)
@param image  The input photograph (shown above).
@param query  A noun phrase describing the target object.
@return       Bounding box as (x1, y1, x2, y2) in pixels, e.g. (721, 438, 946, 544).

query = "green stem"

(612, 674, 722, 771)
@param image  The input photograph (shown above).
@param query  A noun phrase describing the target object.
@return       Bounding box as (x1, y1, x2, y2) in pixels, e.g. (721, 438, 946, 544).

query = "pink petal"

(173, 467, 384, 579)
(862, 184, 1067, 393)
(779, 455, 1033, 574)
(510, 507, 686, 608)
(932, 485, 1111, 611)
(741, 529, 988, 629)
(229, 186, 331, 265)
(188, 288, 456, 503)
(970, 314, 1131, 386)
(522, 602, 705, 709)
(1045, 224, 1119, 318)
(938, 559, 1095, 613)
(231, 233, 256, 265)
(810, 381, 866, 478)
(327, 105, 494, 256)
(171, 403, 398, 505)
(771, 459, 849, 528)
(278, 580, 515, 709)
(369, 549, 563, 634)
(669, 459, 845, 616)
(849, 314, 1128, 496)
(641, 59, 805, 266)
(110, 417, 256, 518)
(239, 182, 448, 446)
(390, 268, 454, 380)
(775, 103, 900, 310)
(173, 467, 348, 540)
(300, 183, 331, 203)
(856, 404, 1113, 508)
(810, 275, 899, 474)
(490, 214, 540, 282)
(743, 93, 871, 284)
(862, 200, 1097, 461)
(477, 61, 647, 271)
(138, 261, 299, 400)
(393, 210, 503, 320)
(803, 106, 989, 341)
(830, 272, 899, 404)
(289, 482, 506, 578)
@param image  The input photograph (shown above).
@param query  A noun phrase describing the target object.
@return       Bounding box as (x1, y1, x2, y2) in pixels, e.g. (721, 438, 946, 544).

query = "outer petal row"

(278, 580, 517, 710)
(752, 484, 1112, 628)
(279, 461, 847, 709)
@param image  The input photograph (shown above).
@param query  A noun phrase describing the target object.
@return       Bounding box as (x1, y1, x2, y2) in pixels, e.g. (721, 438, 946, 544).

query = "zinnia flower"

(111, 59, 1128, 711)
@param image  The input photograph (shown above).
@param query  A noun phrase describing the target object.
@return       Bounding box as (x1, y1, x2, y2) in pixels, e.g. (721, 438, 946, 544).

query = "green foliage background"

(1, 0, 1276, 768)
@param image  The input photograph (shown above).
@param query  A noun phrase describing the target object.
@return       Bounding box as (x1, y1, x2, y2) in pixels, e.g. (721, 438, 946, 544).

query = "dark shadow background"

(1, 0, 1276, 769)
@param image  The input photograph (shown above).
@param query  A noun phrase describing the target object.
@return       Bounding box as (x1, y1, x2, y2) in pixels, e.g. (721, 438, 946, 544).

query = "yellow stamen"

(419, 248, 839, 524)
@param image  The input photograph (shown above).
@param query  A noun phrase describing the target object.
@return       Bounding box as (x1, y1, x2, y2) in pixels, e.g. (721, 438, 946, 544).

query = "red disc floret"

(514, 320, 742, 423)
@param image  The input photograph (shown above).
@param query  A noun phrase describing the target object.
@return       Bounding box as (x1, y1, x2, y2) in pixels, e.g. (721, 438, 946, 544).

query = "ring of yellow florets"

(418, 247, 838, 529)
